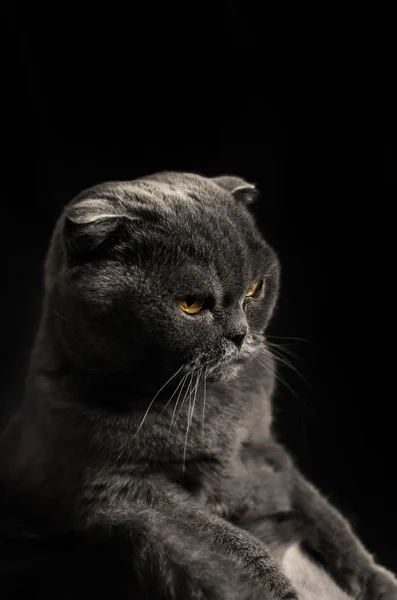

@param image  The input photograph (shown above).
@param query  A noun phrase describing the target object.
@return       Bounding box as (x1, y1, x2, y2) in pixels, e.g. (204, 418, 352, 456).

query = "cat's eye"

(246, 280, 263, 298)
(178, 295, 204, 314)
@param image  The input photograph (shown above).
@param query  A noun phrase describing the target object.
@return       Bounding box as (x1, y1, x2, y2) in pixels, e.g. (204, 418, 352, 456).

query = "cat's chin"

(208, 360, 246, 383)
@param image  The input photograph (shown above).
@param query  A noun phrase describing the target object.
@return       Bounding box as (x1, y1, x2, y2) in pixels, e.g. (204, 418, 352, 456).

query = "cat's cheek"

(172, 311, 216, 341)
(159, 314, 217, 360)
(245, 305, 268, 333)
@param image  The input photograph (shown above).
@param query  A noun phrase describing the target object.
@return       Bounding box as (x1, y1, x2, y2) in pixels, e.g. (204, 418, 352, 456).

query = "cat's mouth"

(229, 343, 257, 365)
(184, 342, 257, 381)
(219, 351, 250, 374)
(229, 355, 246, 366)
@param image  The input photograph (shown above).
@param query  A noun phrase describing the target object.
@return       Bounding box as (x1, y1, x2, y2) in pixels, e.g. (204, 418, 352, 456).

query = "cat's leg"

(290, 469, 397, 600)
(85, 500, 297, 600)
(163, 502, 298, 599)
(86, 507, 240, 599)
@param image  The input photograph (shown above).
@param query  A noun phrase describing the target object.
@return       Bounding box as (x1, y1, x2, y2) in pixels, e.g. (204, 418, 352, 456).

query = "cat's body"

(0, 172, 396, 599)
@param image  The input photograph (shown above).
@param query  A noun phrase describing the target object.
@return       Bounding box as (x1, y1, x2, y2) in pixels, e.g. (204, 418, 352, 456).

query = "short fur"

(0, 172, 396, 599)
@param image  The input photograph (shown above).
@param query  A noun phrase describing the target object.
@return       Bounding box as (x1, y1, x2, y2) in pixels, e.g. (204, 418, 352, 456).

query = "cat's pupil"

(185, 296, 196, 307)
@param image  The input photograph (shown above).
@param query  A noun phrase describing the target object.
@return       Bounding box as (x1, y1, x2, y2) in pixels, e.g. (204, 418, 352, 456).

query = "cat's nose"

(229, 332, 246, 349)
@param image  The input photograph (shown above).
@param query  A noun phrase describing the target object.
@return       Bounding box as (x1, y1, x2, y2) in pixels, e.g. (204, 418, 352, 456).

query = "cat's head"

(47, 172, 279, 384)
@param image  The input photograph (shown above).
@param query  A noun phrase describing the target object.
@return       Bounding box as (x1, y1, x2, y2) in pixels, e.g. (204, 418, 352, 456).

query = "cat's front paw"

(360, 566, 397, 600)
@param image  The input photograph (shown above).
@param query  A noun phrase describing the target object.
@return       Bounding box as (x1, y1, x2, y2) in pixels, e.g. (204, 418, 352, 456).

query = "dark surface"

(3, 5, 396, 572)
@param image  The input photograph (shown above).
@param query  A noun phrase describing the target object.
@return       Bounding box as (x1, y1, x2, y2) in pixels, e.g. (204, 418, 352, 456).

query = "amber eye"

(178, 295, 204, 314)
(246, 280, 262, 298)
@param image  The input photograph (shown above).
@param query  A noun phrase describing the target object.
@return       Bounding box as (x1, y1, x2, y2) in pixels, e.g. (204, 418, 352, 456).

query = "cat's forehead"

(68, 174, 269, 281)
(84, 175, 229, 213)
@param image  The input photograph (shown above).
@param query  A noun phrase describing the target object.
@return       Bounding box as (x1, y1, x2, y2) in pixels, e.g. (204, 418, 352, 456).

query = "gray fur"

(0, 172, 396, 599)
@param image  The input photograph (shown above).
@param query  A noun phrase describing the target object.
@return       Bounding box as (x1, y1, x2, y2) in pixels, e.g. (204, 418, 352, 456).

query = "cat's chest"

(192, 442, 292, 522)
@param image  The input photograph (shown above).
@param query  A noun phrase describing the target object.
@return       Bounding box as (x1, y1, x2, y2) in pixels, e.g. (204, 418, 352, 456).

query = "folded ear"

(63, 197, 128, 253)
(212, 175, 259, 205)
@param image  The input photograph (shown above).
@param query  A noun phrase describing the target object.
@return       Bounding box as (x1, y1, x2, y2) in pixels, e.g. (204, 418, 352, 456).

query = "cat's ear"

(63, 197, 127, 253)
(212, 176, 259, 206)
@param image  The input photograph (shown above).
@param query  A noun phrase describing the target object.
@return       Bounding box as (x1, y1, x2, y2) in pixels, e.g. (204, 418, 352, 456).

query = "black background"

(3, 7, 396, 571)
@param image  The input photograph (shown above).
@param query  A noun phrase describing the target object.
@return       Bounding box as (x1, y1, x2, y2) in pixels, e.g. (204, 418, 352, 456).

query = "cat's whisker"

(189, 369, 201, 427)
(263, 344, 315, 398)
(255, 357, 311, 449)
(266, 341, 300, 361)
(256, 355, 299, 399)
(183, 370, 201, 476)
(202, 367, 208, 431)
(179, 375, 195, 474)
(173, 373, 194, 432)
(167, 373, 189, 440)
(266, 344, 301, 369)
(54, 310, 73, 324)
(133, 364, 184, 437)
(258, 349, 316, 416)
(265, 347, 302, 377)
(266, 335, 311, 344)
(159, 373, 187, 417)
(273, 371, 299, 399)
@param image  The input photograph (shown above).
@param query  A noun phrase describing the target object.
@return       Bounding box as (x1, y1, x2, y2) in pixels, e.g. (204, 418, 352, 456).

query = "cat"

(0, 172, 396, 599)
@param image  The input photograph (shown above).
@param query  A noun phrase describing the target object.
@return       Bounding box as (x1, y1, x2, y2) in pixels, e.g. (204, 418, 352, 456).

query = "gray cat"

(0, 172, 396, 599)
